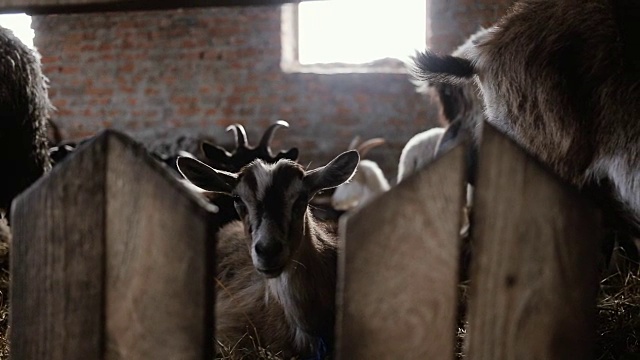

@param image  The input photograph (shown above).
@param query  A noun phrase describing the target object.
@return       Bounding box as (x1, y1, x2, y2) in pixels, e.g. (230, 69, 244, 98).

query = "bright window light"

(0, 13, 34, 48)
(297, 0, 426, 65)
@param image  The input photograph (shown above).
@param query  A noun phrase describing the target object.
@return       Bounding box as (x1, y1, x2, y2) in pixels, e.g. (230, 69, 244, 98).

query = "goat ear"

(410, 50, 475, 85)
(434, 119, 464, 158)
(304, 150, 360, 194)
(177, 156, 238, 194)
(279, 147, 299, 162)
(201, 142, 232, 162)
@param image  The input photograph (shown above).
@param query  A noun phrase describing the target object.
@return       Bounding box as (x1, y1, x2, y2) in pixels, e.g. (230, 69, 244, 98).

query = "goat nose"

(255, 241, 283, 258)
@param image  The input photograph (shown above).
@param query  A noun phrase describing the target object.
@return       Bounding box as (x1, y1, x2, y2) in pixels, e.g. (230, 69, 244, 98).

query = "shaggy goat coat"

(413, 0, 640, 229)
(0, 26, 53, 214)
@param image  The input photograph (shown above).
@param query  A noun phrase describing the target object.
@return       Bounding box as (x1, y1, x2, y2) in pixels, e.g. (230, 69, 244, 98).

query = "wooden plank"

(11, 129, 218, 359)
(10, 134, 108, 359)
(103, 130, 218, 359)
(336, 144, 467, 360)
(0, 0, 317, 15)
(465, 124, 601, 360)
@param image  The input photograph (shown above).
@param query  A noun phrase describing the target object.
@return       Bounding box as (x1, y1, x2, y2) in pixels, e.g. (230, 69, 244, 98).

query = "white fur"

(331, 159, 390, 211)
(587, 154, 640, 219)
(397, 127, 445, 183)
(253, 161, 275, 201)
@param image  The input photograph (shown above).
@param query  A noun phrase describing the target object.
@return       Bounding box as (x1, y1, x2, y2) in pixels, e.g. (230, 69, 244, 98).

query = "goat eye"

(233, 195, 246, 208)
(233, 197, 248, 217)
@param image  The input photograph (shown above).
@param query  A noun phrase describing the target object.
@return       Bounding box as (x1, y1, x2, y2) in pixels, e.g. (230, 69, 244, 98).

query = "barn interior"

(3, 0, 510, 179)
(0, 1, 638, 359)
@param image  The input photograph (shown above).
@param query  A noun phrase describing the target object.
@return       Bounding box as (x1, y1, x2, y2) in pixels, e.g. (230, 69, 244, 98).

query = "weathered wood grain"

(102, 131, 217, 360)
(336, 144, 467, 360)
(0, 0, 311, 15)
(11, 130, 218, 359)
(465, 124, 601, 360)
(11, 134, 108, 360)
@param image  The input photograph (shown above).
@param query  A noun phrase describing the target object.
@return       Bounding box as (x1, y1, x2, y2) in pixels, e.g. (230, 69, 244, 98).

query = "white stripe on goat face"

(234, 160, 306, 278)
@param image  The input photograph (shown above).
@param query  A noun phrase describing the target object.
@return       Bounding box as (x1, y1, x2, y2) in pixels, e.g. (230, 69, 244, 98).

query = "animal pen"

(0, 1, 615, 359)
(10, 124, 602, 359)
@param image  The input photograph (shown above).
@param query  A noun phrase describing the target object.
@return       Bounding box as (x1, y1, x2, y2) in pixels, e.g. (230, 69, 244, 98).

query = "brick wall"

(428, 0, 515, 53)
(32, 1, 513, 181)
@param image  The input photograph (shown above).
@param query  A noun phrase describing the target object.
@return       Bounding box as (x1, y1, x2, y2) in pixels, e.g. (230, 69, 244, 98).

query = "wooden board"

(11, 130, 218, 359)
(11, 134, 108, 360)
(465, 124, 601, 360)
(104, 130, 218, 359)
(336, 144, 467, 360)
(0, 0, 311, 15)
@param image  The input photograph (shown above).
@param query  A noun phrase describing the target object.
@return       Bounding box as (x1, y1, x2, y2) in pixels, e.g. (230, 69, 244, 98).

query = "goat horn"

(357, 138, 386, 157)
(258, 120, 289, 151)
(225, 124, 248, 149)
(347, 135, 361, 150)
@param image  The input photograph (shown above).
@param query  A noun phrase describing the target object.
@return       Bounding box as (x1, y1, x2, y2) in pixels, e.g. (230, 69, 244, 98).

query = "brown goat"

(177, 151, 359, 358)
(0, 25, 52, 354)
(0, 26, 53, 217)
(415, 28, 487, 143)
(412, 0, 640, 246)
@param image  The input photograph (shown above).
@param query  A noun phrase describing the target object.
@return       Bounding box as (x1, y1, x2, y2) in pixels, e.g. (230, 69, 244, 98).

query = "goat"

(177, 150, 359, 358)
(412, 0, 640, 264)
(0, 26, 53, 217)
(414, 28, 487, 143)
(397, 127, 445, 183)
(331, 136, 389, 211)
(152, 150, 196, 174)
(46, 119, 81, 166)
(195, 121, 301, 229)
(50, 121, 300, 230)
(48, 138, 88, 166)
(201, 120, 299, 172)
(413, 28, 489, 186)
(0, 25, 53, 354)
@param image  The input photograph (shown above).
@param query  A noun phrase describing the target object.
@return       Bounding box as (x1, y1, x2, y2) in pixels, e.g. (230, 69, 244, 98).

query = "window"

(0, 13, 34, 48)
(281, 0, 427, 74)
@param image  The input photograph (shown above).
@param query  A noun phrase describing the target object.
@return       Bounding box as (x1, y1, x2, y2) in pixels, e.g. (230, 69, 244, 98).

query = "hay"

(596, 262, 640, 359)
(0, 217, 10, 360)
(0, 215, 637, 359)
(215, 335, 296, 360)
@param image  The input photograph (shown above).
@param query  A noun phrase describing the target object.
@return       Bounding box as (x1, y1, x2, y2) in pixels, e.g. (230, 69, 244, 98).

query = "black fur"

(201, 122, 299, 173)
(411, 50, 475, 85)
(0, 26, 53, 217)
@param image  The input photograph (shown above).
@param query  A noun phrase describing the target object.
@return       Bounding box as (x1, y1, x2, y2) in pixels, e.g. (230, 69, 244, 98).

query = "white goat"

(331, 137, 389, 211)
(397, 127, 445, 183)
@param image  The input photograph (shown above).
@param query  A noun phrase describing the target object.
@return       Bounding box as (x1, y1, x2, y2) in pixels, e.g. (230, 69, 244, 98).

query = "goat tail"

(410, 50, 475, 86)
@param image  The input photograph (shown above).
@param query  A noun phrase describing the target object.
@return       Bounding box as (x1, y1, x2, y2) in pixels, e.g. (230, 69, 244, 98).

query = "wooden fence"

(10, 131, 219, 359)
(337, 124, 601, 360)
(10, 125, 602, 359)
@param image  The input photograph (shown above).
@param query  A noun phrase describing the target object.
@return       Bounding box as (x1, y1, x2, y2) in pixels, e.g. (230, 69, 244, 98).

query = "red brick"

(31, 3, 503, 178)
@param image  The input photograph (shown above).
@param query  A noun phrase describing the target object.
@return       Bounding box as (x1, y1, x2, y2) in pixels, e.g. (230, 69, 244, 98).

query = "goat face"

(177, 151, 359, 278)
